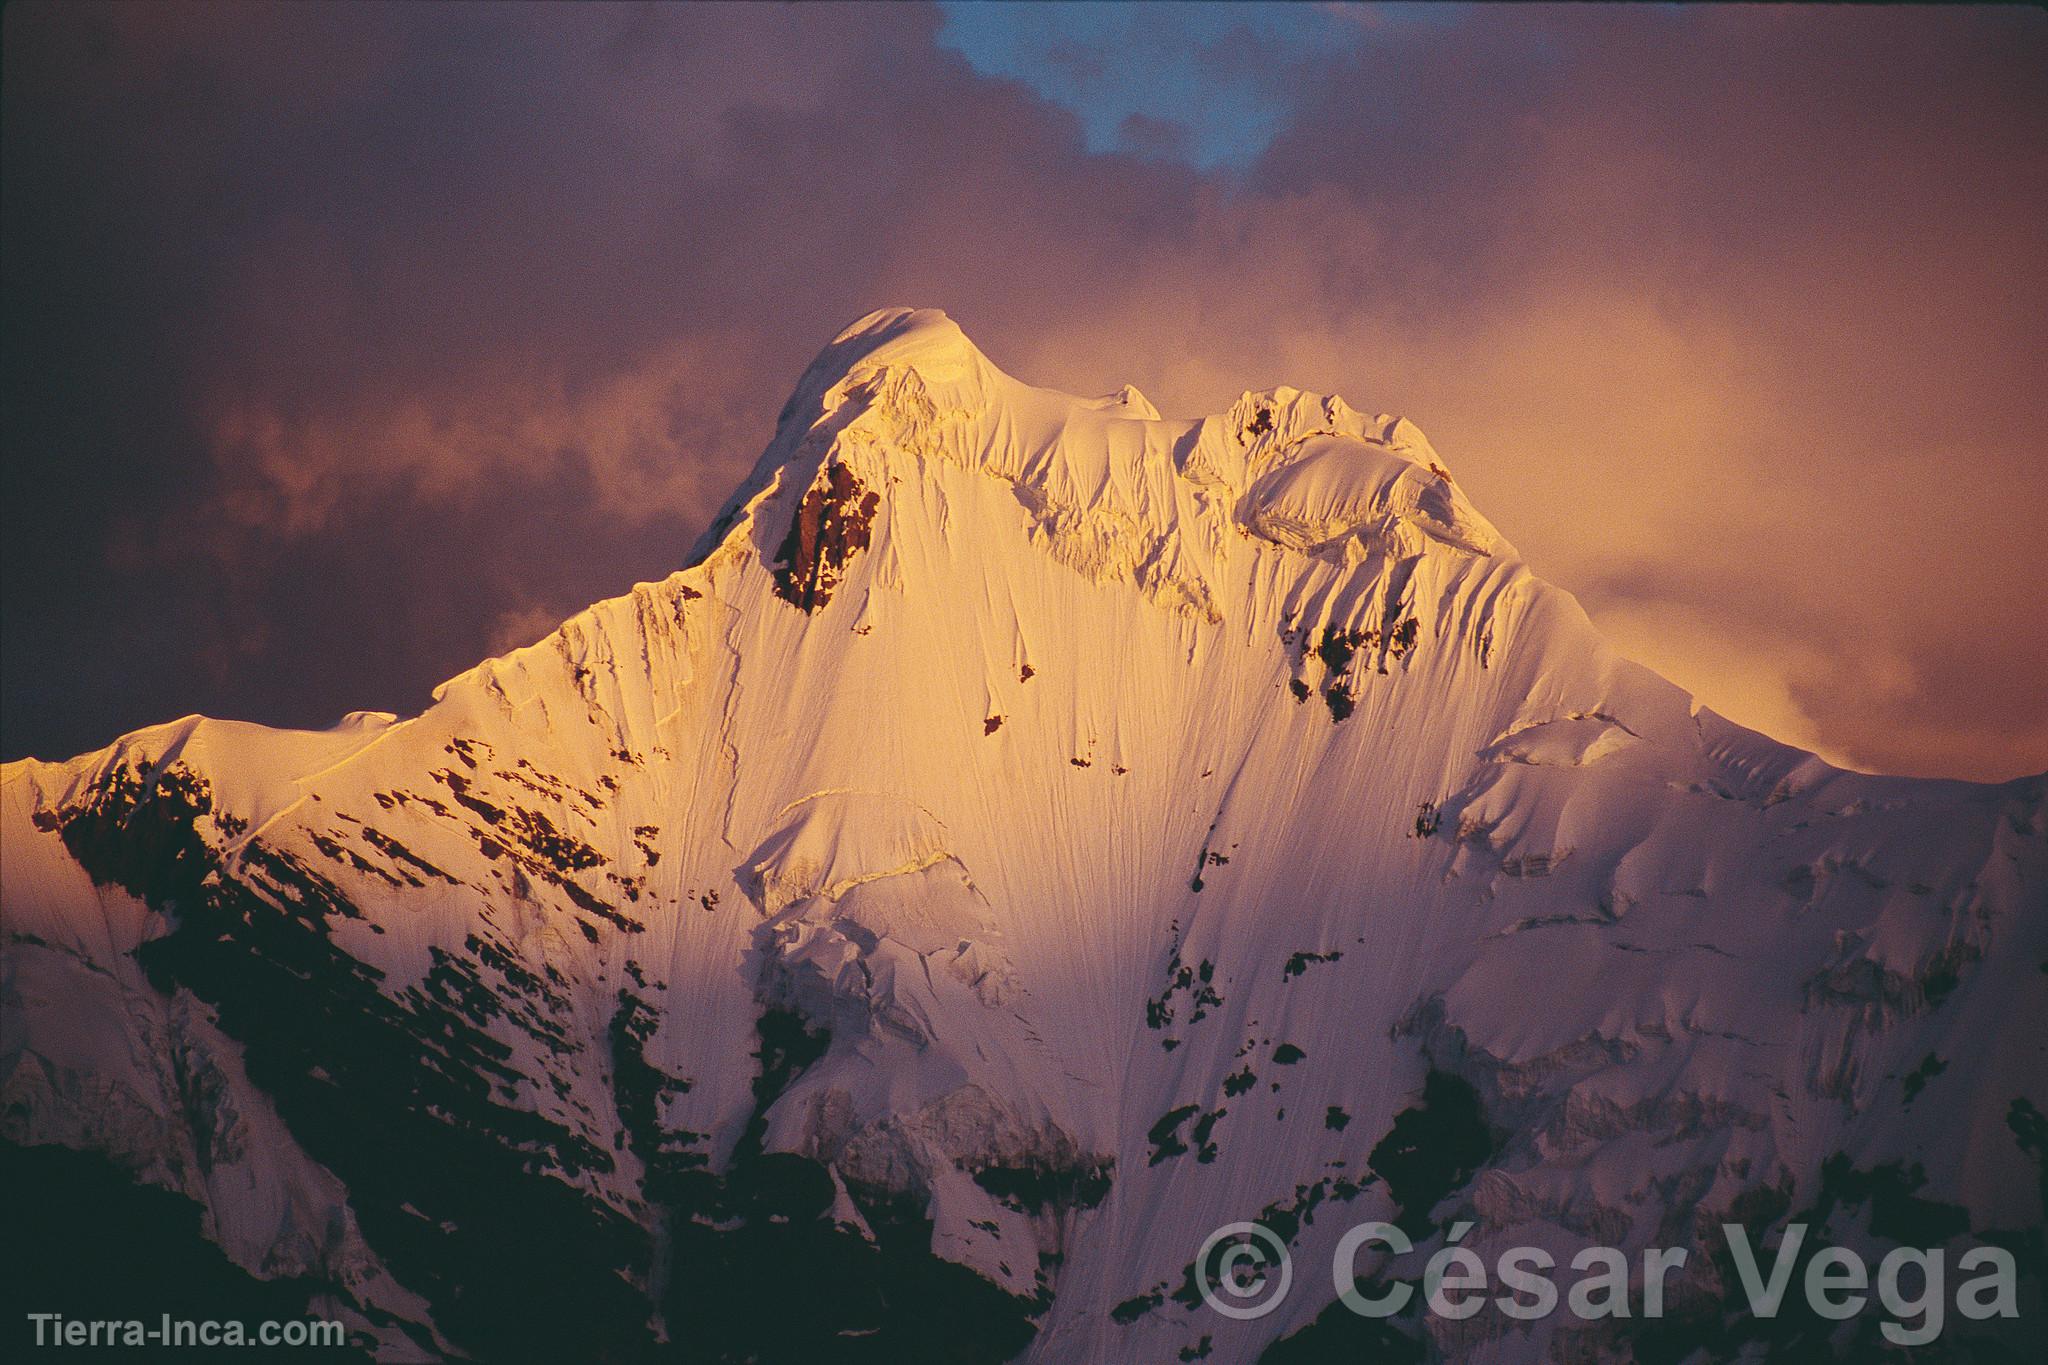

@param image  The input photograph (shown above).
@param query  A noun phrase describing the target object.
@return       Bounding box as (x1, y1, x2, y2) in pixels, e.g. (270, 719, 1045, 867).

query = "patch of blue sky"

(937, 2, 1416, 171)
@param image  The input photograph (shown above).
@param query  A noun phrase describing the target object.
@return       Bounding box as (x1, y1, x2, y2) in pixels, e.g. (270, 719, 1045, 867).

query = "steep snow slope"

(4, 308, 2043, 1363)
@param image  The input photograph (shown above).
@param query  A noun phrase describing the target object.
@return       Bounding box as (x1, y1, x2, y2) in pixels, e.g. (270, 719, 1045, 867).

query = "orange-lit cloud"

(4, 2, 2042, 781)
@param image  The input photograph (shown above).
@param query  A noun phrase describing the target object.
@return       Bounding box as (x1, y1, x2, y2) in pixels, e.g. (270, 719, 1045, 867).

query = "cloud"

(487, 601, 575, 660)
(3, 1, 2042, 782)
(205, 334, 770, 535)
(1115, 112, 1194, 164)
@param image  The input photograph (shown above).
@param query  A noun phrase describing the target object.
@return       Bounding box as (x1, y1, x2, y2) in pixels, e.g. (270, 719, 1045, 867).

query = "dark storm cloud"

(3, 1, 2043, 780)
(1, 0, 1059, 757)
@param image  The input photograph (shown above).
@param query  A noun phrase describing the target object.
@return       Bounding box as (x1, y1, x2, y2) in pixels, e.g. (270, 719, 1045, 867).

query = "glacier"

(3, 307, 2042, 1362)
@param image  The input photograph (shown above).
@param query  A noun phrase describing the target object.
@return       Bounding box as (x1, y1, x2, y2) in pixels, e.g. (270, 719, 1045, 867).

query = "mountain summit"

(5, 310, 2043, 1363)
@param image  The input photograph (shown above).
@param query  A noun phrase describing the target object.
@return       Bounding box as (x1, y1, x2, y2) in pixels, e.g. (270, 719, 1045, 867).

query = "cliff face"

(5, 309, 2043, 1362)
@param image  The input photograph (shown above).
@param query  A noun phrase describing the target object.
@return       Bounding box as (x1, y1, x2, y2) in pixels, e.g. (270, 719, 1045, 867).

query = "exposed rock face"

(3, 309, 2043, 1363)
(772, 463, 880, 612)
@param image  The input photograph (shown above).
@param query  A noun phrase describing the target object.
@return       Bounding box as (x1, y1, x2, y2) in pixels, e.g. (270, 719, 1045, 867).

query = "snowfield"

(4, 308, 2042, 1362)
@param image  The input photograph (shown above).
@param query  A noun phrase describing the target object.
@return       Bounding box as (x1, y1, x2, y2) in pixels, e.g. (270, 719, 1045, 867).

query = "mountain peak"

(8, 308, 2041, 1364)
(772, 306, 996, 434)
(718, 309, 1515, 642)
(827, 305, 980, 366)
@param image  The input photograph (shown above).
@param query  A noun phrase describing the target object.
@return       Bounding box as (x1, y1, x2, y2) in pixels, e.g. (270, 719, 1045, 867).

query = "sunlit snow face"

(5, 4, 2044, 781)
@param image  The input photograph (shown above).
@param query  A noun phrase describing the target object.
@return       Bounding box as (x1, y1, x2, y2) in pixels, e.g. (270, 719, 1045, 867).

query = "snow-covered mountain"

(4, 308, 2042, 1363)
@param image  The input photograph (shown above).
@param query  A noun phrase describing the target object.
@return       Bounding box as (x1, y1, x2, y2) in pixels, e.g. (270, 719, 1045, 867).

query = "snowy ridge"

(4, 308, 2044, 1363)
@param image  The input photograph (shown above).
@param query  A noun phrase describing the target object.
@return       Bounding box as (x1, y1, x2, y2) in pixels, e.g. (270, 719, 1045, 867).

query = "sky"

(3, 1, 2044, 782)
